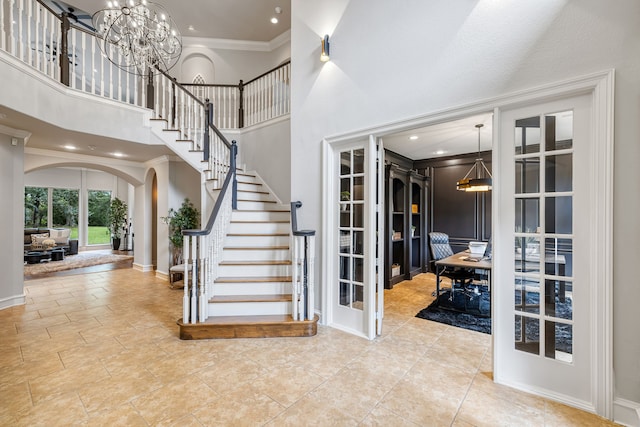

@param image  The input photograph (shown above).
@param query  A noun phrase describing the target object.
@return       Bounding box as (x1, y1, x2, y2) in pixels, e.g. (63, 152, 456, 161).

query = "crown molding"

(183, 29, 290, 52)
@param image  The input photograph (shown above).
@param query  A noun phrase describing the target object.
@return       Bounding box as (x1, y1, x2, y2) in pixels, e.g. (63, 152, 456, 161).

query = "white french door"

(494, 93, 604, 411)
(324, 136, 382, 340)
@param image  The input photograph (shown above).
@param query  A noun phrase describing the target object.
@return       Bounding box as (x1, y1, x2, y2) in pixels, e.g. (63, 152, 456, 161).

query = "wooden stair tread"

(177, 315, 318, 340)
(219, 260, 291, 266)
(235, 209, 290, 213)
(210, 294, 291, 303)
(238, 189, 270, 195)
(237, 199, 277, 203)
(223, 246, 289, 250)
(231, 220, 289, 223)
(215, 276, 292, 283)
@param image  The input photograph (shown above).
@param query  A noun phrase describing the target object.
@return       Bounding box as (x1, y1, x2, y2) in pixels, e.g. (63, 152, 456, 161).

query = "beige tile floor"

(1, 269, 619, 426)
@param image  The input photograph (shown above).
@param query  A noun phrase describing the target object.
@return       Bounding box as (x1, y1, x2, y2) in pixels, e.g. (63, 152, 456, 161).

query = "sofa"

(24, 228, 79, 255)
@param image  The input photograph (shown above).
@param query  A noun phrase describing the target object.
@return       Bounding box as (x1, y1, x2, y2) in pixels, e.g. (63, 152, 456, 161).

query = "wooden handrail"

(183, 141, 238, 237)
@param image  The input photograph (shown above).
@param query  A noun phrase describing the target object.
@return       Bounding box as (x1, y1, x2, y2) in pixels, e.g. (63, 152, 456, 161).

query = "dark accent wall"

(413, 151, 492, 264)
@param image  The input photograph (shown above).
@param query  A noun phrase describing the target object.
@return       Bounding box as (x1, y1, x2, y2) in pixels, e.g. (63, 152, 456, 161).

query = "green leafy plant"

(107, 198, 128, 239)
(162, 199, 200, 265)
(340, 191, 350, 201)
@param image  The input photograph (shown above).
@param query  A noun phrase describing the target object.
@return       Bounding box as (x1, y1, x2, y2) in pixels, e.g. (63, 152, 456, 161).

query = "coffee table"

(24, 251, 51, 264)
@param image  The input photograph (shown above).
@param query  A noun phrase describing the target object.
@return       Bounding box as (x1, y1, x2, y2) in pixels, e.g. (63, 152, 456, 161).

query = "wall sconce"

(320, 35, 330, 62)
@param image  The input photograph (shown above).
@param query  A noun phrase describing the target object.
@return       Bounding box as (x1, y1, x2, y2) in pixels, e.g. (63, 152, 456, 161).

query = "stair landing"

(177, 314, 318, 339)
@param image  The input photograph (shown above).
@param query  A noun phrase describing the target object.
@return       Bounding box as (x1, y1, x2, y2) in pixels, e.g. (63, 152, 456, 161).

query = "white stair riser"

(236, 174, 262, 184)
(236, 200, 281, 211)
(232, 210, 290, 221)
(213, 282, 292, 296)
(237, 191, 273, 202)
(222, 248, 290, 261)
(237, 182, 263, 192)
(208, 301, 290, 317)
(229, 222, 290, 234)
(225, 235, 290, 247)
(218, 264, 290, 277)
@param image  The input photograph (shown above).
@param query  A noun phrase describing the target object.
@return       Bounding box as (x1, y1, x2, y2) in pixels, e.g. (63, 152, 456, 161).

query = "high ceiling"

(50, 0, 292, 42)
(11, 1, 493, 165)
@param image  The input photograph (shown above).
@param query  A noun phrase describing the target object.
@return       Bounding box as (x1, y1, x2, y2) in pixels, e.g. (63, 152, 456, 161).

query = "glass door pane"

(513, 111, 574, 362)
(87, 190, 112, 245)
(338, 149, 365, 311)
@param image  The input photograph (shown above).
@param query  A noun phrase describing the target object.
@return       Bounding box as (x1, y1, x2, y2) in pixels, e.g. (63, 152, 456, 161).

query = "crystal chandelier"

(92, 0, 182, 76)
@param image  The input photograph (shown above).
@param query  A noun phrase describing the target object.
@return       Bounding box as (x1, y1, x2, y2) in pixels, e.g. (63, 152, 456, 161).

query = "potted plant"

(162, 198, 200, 266)
(107, 197, 128, 250)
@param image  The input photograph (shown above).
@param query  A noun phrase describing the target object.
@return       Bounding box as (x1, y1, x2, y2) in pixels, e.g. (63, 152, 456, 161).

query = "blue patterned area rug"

(415, 288, 491, 334)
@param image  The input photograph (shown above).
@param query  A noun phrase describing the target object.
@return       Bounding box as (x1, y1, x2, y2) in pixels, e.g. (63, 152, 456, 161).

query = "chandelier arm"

(461, 163, 478, 180)
(480, 160, 493, 178)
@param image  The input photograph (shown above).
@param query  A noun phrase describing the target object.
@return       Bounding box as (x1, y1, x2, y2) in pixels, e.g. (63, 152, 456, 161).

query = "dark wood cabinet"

(385, 164, 428, 289)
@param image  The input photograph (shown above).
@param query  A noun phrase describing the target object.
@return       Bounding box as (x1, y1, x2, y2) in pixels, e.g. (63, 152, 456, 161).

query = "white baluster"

(80, 32, 86, 91)
(183, 235, 189, 323)
(198, 235, 206, 321)
(190, 235, 197, 323)
(307, 235, 315, 321)
(292, 235, 299, 321)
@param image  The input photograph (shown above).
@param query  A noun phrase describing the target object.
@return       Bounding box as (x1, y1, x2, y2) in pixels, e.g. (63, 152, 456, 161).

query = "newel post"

(203, 99, 211, 162)
(171, 77, 177, 128)
(146, 68, 154, 109)
(238, 79, 244, 128)
(59, 12, 70, 86)
(231, 140, 238, 210)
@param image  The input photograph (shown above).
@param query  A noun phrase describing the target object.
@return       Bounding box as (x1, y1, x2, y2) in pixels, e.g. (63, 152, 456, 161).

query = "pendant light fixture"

(456, 123, 492, 192)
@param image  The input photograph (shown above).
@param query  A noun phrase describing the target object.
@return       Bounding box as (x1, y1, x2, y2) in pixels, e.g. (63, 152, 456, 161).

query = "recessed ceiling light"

(270, 17, 278, 24)
(63, 144, 76, 150)
(434, 150, 446, 155)
(113, 152, 125, 157)
(408, 135, 419, 140)
(188, 25, 195, 31)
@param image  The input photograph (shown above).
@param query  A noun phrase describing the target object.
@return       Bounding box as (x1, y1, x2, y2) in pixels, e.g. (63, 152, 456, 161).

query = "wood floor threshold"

(177, 315, 318, 339)
(210, 294, 291, 303)
(215, 276, 292, 283)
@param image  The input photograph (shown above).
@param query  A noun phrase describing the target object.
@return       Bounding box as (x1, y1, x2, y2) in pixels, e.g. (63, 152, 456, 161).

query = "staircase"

(178, 172, 318, 339)
(148, 118, 317, 339)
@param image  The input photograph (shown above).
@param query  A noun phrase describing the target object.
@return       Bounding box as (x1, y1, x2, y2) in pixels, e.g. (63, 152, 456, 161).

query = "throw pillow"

(30, 233, 49, 250)
(50, 228, 71, 245)
(42, 239, 56, 250)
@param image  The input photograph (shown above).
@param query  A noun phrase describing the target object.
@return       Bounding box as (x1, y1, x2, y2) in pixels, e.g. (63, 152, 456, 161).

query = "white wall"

(232, 116, 291, 203)
(291, 0, 640, 415)
(0, 133, 25, 309)
(179, 40, 290, 84)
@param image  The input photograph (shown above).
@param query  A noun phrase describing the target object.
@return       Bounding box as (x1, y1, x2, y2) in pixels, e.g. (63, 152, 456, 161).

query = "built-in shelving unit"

(385, 164, 428, 289)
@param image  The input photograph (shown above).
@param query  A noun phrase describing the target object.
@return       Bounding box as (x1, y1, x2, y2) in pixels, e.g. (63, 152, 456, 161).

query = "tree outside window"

(52, 188, 79, 239)
(24, 187, 48, 228)
(87, 190, 112, 245)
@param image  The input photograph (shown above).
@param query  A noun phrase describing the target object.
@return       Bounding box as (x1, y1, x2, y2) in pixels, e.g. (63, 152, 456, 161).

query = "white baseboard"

(614, 397, 640, 427)
(155, 270, 169, 281)
(133, 263, 154, 272)
(0, 294, 26, 311)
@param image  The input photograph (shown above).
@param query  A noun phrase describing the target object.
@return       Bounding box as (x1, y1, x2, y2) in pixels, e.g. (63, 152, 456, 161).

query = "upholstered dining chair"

(428, 232, 475, 293)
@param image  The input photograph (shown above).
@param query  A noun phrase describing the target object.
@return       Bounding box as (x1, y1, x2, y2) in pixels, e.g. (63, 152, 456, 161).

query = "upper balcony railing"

(0, 0, 290, 129)
(182, 61, 291, 129)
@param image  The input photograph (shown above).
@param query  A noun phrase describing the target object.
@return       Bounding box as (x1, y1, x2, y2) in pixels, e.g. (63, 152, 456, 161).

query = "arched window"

(193, 74, 206, 103)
